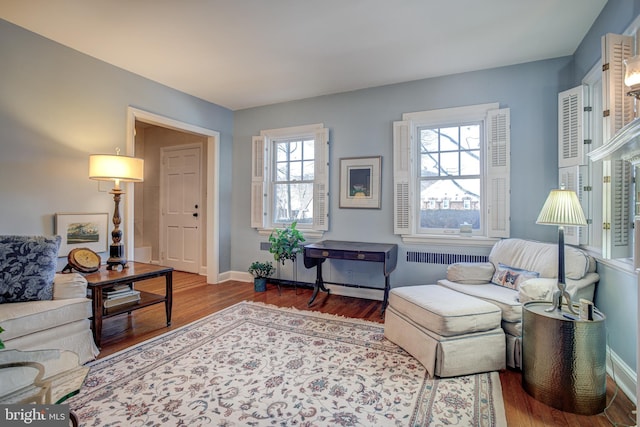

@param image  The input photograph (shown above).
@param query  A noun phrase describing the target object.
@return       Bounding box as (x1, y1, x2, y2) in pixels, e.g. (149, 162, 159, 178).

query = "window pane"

(421, 153, 438, 177)
(461, 125, 480, 150)
(303, 160, 314, 180)
(276, 162, 288, 181)
(439, 127, 459, 151)
(274, 182, 314, 224)
(276, 142, 289, 161)
(440, 152, 459, 176)
(289, 160, 302, 181)
(420, 178, 480, 230)
(420, 128, 438, 152)
(461, 150, 480, 175)
(303, 139, 314, 160)
(289, 141, 302, 161)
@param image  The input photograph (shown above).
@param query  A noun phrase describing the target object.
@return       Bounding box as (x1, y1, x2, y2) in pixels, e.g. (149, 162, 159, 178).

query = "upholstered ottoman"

(384, 285, 506, 377)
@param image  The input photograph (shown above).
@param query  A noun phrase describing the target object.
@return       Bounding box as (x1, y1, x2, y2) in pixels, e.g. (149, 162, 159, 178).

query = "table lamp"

(89, 148, 144, 270)
(536, 187, 587, 314)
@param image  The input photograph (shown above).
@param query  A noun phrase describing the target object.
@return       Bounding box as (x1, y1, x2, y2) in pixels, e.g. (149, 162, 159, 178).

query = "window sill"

(401, 234, 499, 248)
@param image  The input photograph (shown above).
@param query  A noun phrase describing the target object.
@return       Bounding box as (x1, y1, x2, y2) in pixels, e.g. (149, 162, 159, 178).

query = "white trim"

(402, 102, 499, 124)
(260, 123, 323, 138)
(126, 106, 221, 284)
(401, 234, 499, 248)
(606, 344, 638, 405)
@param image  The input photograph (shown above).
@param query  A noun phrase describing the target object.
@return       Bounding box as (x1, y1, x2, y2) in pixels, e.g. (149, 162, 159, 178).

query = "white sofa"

(437, 238, 598, 369)
(0, 235, 98, 365)
(0, 273, 99, 364)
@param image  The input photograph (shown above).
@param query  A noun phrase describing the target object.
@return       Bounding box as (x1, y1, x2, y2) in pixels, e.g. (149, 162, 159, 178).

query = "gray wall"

(0, 19, 234, 273)
(232, 58, 569, 286)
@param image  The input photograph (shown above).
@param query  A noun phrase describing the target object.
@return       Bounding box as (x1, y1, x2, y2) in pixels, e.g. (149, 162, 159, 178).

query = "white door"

(161, 145, 202, 273)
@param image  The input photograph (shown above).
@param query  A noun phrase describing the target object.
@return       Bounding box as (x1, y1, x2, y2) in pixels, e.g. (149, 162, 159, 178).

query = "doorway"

(125, 107, 220, 284)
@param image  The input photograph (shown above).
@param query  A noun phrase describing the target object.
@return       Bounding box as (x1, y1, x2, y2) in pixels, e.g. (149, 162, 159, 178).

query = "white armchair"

(437, 238, 599, 368)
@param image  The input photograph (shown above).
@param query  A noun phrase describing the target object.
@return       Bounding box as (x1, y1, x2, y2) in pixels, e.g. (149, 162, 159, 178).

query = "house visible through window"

(418, 123, 481, 233)
(251, 124, 329, 235)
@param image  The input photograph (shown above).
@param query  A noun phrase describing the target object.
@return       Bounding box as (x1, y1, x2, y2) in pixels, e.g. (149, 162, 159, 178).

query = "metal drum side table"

(522, 301, 606, 415)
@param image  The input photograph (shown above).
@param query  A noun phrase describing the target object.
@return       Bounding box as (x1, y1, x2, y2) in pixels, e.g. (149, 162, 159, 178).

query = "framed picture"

(55, 213, 109, 256)
(339, 156, 382, 209)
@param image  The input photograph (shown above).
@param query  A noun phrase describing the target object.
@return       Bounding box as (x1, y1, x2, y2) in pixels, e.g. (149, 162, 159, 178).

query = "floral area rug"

(70, 301, 506, 426)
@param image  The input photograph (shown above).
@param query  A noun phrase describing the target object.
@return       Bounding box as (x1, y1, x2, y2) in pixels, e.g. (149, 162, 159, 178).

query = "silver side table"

(522, 301, 606, 415)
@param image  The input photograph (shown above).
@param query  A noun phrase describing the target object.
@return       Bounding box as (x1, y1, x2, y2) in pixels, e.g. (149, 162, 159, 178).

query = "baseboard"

(606, 345, 637, 405)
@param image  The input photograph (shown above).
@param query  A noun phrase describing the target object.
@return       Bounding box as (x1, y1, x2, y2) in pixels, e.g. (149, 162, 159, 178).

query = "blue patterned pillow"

(0, 235, 61, 303)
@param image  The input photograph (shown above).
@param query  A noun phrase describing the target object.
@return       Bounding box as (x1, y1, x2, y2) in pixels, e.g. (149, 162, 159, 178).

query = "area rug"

(69, 301, 506, 426)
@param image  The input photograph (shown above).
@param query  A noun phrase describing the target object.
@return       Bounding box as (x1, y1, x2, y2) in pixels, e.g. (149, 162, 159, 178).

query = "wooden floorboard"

(96, 271, 637, 427)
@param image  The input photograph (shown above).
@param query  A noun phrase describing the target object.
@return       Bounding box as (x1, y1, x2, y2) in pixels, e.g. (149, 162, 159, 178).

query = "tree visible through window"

(419, 123, 481, 232)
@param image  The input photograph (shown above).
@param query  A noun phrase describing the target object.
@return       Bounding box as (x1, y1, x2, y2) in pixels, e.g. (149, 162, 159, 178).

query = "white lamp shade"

(536, 189, 587, 226)
(89, 154, 144, 182)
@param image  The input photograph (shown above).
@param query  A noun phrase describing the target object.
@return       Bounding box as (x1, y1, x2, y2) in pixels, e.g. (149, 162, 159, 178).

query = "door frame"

(126, 106, 220, 284)
(159, 143, 204, 273)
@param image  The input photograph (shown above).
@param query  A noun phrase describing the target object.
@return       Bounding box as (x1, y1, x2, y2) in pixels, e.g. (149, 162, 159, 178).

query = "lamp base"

(106, 243, 128, 271)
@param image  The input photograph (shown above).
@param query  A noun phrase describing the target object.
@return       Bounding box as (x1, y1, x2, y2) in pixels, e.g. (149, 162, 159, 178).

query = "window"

(418, 123, 481, 233)
(393, 103, 510, 244)
(251, 124, 329, 235)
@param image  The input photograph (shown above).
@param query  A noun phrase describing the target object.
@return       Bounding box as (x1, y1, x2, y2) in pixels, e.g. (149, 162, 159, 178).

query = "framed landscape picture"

(55, 213, 109, 256)
(339, 156, 382, 209)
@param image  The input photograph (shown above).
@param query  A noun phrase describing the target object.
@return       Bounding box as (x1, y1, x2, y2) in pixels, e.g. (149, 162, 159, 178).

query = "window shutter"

(603, 159, 632, 258)
(602, 33, 634, 140)
(313, 128, 329, 231)
(486, 108, 510, 238)
(560, 165, 589, 246)
(558, 86, 585, 168)
(393, 120, 412, 234)
(251, 136, 267, 228)
(601, 33, 634, 259)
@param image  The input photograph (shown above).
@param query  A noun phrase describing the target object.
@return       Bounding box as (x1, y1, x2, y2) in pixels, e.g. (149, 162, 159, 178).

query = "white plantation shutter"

(251, 136, 267, 228)
(393, 120, 412, 234)
(560, 166, 589, 246)
(313, 128, 329, 231)
(558, 86, 585, 168)
(486, 108, 510, 238)
(601, 33, 634, 259)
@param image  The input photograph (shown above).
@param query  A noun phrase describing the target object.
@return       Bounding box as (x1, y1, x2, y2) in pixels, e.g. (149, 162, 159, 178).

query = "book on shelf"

(103, 291, 141, 308)
(105, 299, 140, 314)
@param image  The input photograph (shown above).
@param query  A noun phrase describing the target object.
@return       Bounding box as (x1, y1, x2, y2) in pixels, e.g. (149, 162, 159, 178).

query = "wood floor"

(97, 271, 636, 427)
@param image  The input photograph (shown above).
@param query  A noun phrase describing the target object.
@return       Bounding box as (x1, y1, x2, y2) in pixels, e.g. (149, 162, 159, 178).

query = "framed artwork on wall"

(339, 156, 382, 209)
(55, 212, 109, 256)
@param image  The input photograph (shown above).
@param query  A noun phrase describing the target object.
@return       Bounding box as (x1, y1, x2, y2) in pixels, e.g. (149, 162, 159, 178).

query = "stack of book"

(103, 284, 140, 313)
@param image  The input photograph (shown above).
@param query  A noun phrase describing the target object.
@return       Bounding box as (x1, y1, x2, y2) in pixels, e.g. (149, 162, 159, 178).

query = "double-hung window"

(251, 123, 329, 235)
(393, 103, 510, 244)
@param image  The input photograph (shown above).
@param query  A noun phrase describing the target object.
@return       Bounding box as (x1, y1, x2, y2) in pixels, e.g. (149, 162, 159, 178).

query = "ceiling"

(1, 0, 607, 111)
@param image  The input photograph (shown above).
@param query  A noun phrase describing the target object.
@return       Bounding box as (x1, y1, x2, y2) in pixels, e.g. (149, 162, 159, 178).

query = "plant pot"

(254, 277, 267, 292)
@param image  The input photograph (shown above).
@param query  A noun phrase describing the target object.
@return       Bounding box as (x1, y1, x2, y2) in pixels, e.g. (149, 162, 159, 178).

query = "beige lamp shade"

(536, 189, 587, 226)
(89, 154, 144, 184)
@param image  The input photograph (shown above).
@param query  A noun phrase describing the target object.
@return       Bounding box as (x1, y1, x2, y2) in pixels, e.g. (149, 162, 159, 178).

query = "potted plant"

(248, 261, 275, 292)
(268, 221, 306, 265)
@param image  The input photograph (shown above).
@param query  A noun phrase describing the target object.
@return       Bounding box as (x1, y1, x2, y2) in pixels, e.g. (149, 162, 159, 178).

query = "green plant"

(268, 221, 306, 265)
(248, 261, 275, 279)
(0, 326, 4, 350)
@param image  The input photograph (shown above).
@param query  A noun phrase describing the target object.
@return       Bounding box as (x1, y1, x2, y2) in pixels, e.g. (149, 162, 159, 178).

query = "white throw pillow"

(518, 278, 557, 303)
(446, 262, 494, 284)
(53, 273, 88, 300)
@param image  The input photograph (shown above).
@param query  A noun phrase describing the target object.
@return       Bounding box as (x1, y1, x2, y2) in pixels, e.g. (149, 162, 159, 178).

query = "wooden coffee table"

(84, 262, 173, 348)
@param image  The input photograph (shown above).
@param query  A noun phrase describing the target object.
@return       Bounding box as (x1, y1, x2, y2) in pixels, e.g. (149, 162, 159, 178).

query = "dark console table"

(303, 240, 398, 314)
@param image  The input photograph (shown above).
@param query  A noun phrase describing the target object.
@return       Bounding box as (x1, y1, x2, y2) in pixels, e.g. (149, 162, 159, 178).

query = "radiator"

(406, 251, 488, 264)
